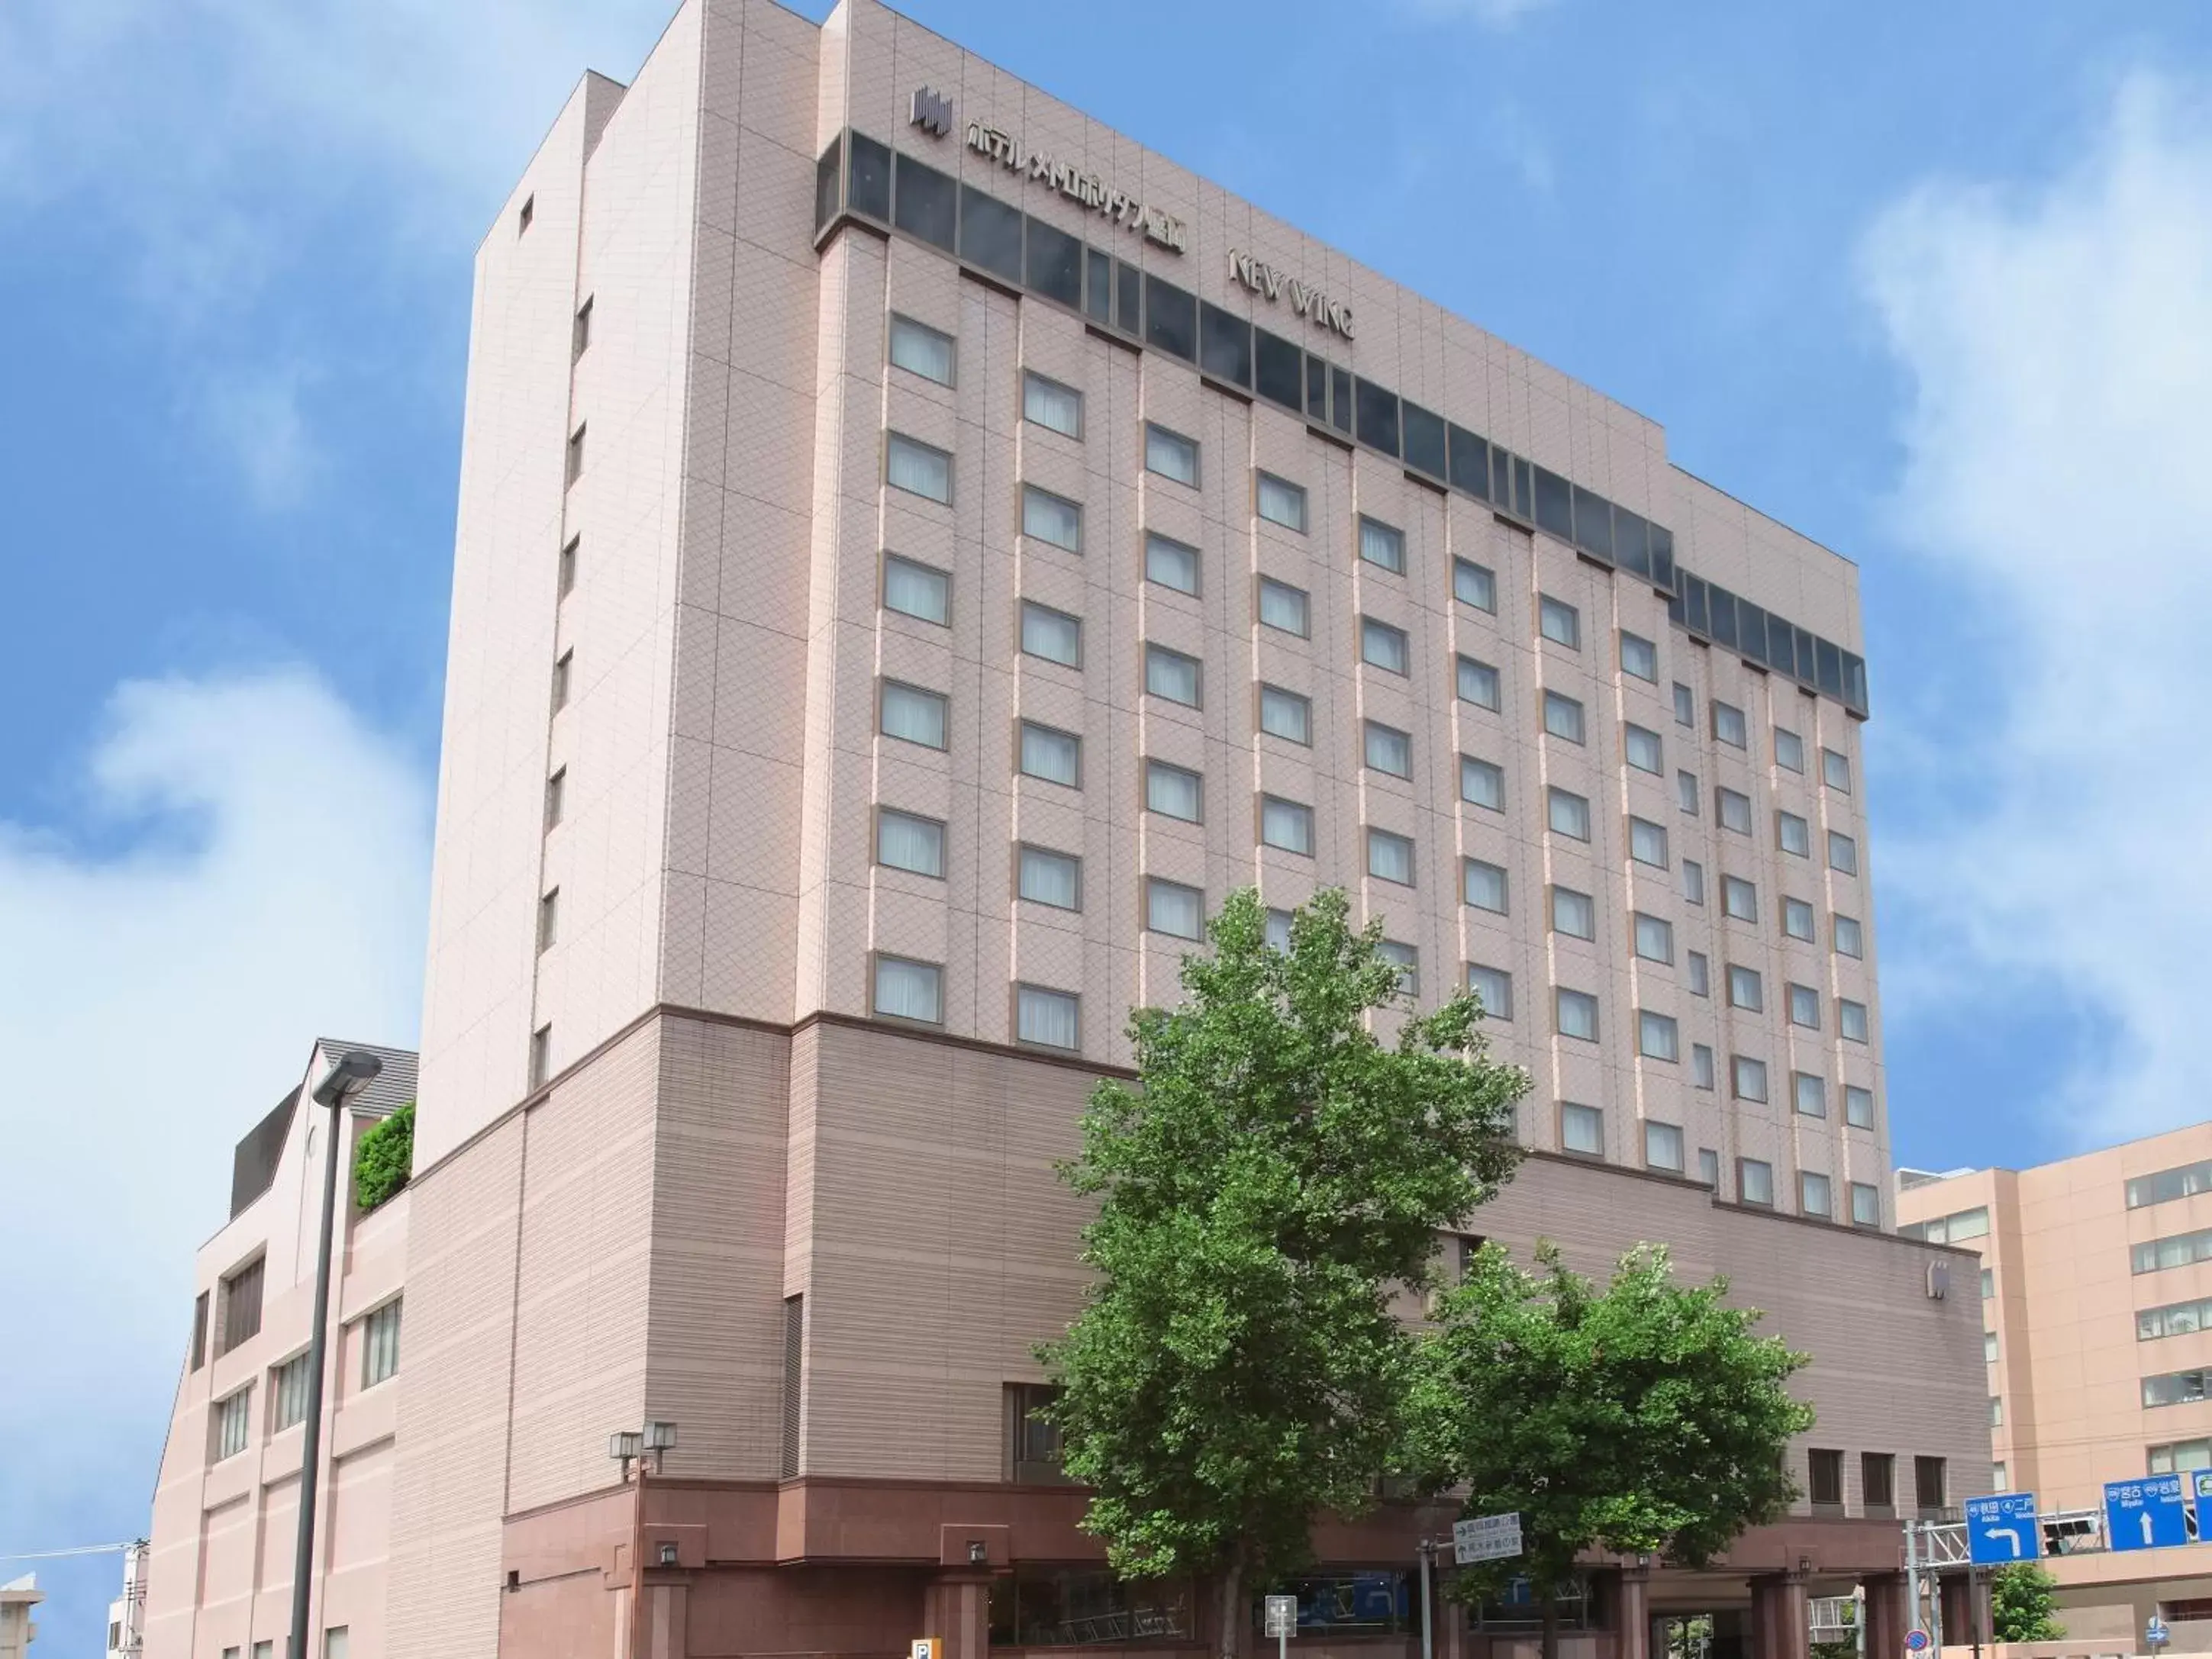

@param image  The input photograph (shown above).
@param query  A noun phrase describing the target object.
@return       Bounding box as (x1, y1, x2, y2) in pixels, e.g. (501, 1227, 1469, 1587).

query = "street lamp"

(608, 1421, 677, 1480)
(287, 1049, 383, 1659)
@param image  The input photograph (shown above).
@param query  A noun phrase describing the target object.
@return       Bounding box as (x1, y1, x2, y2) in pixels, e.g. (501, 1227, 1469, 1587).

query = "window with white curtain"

(362, 1298, 402, 1388)
(1261, 797, 1314, 856)
(214, 1387, 250, 1459)
(1378, 939, 1420, 995)
(270, 1353, 310, 1432)
(1682, 859, 1706, 905)
(1840, 998, 1869, 1042)
(1256, 471, 1307, 530)
(1144, 759, 1201, 822)
(1788, 983, 1820, 1028)
(872, 955, 943, 1024)
(1359, 516, 1406, 574)
(1539, 595, 1581, 649)
(1460, 756, 1504, 811)
(1017, 846, 1082, 910)
(1017, 721, 1079, 787)
(1638, 1011, 1680, 1063)
(1022, 485, 1083, 552)
(1266, 908, 1295, 952)
(1727, 964, 1763, 1011)
(1718, 788, 1753, 835)
(1259, 685, 1311, 744)
(1633, 913, 1673, 964)
(1022, 371, 1082, 436)
(1852, 1182, 1881, 1226)
(1146, 424, 1199, 486)
(1778, 811, 1811, 857)
(1548, 788, 1591, 841)
(1456, 655, 1501, 710)
(888, 314, 955, 385)
(1794, 1072, 1827, 1118)
(1019, 601, 1082, 667)
(1693, 1045, 1716, 1090)
(885, 432, 951, 502)
(1552, 886, 1595, 940)
(1823, 747, 1852, 791)
(1712, 701, 1747, 748)
(1557, 987, 1599, 1041)
(1834, 914, 1865, 958)
(875, 808, 946, 878)
(1361, 617, 1409, 675)
(1673, 683, 1694, 728)
(1688, 952, 1710, 996)
(1365, 723, 1411, 779)
(1367, 828, 1414, 886)
(1466, 965, 1512, 1020)
(1732, 1055, 1769, 1102)
(1645, 1119, 1685, 1171)
(1258, 576, 1308, 636)
(1785, 897, 1816, 942)
(1145, 533, 1199, 595)
(1620, 632, 1658, 682)
(1630, 817, 1668, 868)
(1145, 645, 1201, 707)
(882, 552, 950, 624)
(1561, 1102, 1604, 1155)
(1146, 878, 1204, 940)
(1775, 727, 1805, 773)
(1625, 724, 1663, 775)
(1678, 769, 1699, 814)
(1723, 875, 1758, 923)
(879, 681, 947, 749)
(1830, 831, 1859, 875)
(1454, 558, 1497, 612)
(1846, 1086, 1875, 1128)
(1801, 1171, 1834, 1219)
(1463, 859, 1508, 914)
(1543, 691, 1585, 744)
(1016, 985, 1081, 1050)
(1740, 1158, 1775, 1206)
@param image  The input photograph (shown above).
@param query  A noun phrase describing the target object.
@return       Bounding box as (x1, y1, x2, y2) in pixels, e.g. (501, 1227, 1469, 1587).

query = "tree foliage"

(1043, 887, 1528, 1656)
(1411, 1242, 1815, 1659)
(1990, 1562, 2064, 1643)
(352, 1101, 414, 1212)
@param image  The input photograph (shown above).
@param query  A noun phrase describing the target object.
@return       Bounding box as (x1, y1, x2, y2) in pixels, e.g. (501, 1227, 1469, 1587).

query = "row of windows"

(2143, 1368, 2212, 1409)
(207, 1299, 402, 1464)
(2130, 1159, 2212, 1211)
(1898, 1205, 1990, 1245)
(1555, 1100, 1878, 1220)
(1807, 1449, 1952, 1513)
(819, 127, 1871, 716)
(2136, 1229, 2212, 1276)
(2140, 1297, 2212, 1341)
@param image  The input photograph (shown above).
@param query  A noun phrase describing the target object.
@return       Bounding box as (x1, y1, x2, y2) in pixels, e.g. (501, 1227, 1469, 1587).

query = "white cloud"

(1865, 71, 2212, 1148)
(0, 672, 429, 1554)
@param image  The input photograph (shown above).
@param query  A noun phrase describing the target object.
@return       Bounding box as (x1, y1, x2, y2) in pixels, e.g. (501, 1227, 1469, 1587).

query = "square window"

(889, 314, 956, 385)
(1378, 939, 1420, 994)
(1256, 471, 1307, 531)
(1778, 811, 1811, 857)
(1785, 898, 1816, 942)
(1561, 1101, 1604, 1155)
(1145, 533, 1200, 595)
(1266, 908, 1295, 951)
(885, 431, 952, 503)
(1727, 964, 1762, 1012)
(1456, 656, 1501, 710)
(1740, 1158, 1775, 1206)
(1367, 828, 1415, 886)
(1846, 1085, 1875, 1129)
(1713, 701, 1747, 748)
(1543, 691, 1585, 744)
(1788, 983, 1820, 1028)
(1645, 1119, 1685, 1171)
(1630, 817, 1668, 868)
(1625, 724, 1663, 774)
(876, 807, 946, 877)
(1731, 1055, 1769, 1102)
(1020, 601, 1082, 667)
(1717, 788, 1753, 835)
(1016, 985, 1081, 1049)
(1835, 914, 1865, 958)
(1359, 516, 1406, 574)
(1723, 875, 1759, 923)
(883, 552, 950, 624)
(1018, 721, 1081, 788)
(1633, 912, 1674, 964)
(1682, 859, 1705, 906)
(1461, 756, 1504, 811)
(1259, 685, 1311, 744)
(1454, 559, 1498, 612)
(1793, 1071, 1827, 1118)
(1557, 987, 1601, 1041)
(1018, 845, 1082, 910)
(1852, 1182, 1881, 1226)
(1677, 769, 1699, 815)
(1022, 370, 1082, 436)
(1673, 682, 1694, 728)
(1467, 964, 1513, 1020)
(1840, 998, 1869, 1042)
(873, 955, 943, 1023)
(1540, 595, 1581, 650)
(1146, 877, 1204, 939)
(1620, 632, 1659, 682)
(1146, 424, 1199, 486)
(1258, 576, 1309, 636)
(1022, 485, 1083, 552)
(1692, 1043, 1716, 1090)
(1145, 759, 1202, 822)
(1463, 858, 1509, 914)
(1260, 796, 1314, 855)
(1775, 727, 1805, 772)
(1552, 886, 1596, 940)
(1145, 644, 1201, 707)
(1362, 617, 1410, 675)
(1829, 831, 1859, 875)
(1638, 1010, 1680, 1062)
(880, 680, 949, 749)
(1365, 722, 1412, 778)
(1823, 747, 1852, 791)
(1801, 1171, 1833, 1219)
(1687, 951, 1710, 997)
(1548, 788, 1591, 841)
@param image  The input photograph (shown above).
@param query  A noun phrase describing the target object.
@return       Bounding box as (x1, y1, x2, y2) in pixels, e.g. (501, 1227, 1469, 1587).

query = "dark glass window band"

(818, 129, 1869, 718)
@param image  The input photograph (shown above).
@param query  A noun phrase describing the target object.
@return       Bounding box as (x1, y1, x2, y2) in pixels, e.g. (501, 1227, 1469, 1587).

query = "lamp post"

(610, 1421, 677, 1659)
(286, 1049, 382, 1659)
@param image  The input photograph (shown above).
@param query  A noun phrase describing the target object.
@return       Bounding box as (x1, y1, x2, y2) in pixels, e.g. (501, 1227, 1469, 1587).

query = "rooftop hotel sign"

(964, 121, 1188, 253)
(1227, 248, 1355, 340)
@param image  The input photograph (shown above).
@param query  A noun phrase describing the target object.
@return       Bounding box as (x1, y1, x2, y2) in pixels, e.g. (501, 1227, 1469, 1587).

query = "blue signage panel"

(2106, 1476, 2191, 1551)
(1965, 1493, 2043, 1563)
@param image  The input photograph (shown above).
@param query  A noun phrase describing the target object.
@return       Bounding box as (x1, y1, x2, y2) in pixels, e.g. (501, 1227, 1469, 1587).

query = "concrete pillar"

(1864, 1572, 1909, 1659)
(1749, 1574, 1810, 1659)
(1938, 1574, 1986, 1651)
(923, 1571, 993, 1659)
(1609, 1568, 1653, 1659)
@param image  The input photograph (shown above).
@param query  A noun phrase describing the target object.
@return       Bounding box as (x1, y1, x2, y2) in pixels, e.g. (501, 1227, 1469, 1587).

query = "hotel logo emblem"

(910, 86, 953, 138)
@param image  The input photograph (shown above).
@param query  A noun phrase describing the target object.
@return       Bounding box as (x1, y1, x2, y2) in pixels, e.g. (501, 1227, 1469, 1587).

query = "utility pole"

(1904, 1517, 1920, 1648)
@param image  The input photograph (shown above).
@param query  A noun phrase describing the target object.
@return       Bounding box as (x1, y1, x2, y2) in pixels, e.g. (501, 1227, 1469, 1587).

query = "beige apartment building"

(1898, 1127, 2212, 1644)
(142, 1039, 415, 1659)
(139, 2, 1989, 1656)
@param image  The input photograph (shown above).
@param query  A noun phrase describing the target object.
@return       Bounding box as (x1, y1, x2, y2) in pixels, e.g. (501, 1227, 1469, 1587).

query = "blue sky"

(8, 0, 2212, 1645)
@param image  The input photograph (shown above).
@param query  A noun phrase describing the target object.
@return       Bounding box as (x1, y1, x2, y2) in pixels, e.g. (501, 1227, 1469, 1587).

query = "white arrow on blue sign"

(2105, 1476, 2191, 1551)
(1964, 1493, 2043, 1564)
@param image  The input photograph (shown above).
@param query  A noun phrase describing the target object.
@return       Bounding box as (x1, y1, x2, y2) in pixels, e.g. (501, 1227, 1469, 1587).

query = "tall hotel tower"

(372, 2, 1988, 1654)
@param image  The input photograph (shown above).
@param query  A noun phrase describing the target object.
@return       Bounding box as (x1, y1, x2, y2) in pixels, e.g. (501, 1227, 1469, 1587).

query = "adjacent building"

(142, 1039, 414, 1659)
(1898, 1127, 2212, 1645)
(0, 1575, 40, 1659)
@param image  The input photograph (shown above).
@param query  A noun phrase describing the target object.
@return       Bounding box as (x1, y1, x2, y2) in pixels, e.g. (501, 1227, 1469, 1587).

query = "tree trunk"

(1540, 1590, 1561, 1659)
(1217, 1554, 1246, 1659)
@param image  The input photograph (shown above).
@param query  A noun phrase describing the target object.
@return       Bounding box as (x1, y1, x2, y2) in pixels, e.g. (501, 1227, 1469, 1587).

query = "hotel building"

(1899, 1128, 2212, 1647)
(138, 2, 1988, 1655)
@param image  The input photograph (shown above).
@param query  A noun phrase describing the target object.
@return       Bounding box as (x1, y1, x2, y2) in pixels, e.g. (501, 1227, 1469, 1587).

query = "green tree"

(1043, 887, 1528, 1659)
(1990, 1561, 2064, 1642)
(352, 1101, 414, 1212)
(1411, 1242, 1815, 1659)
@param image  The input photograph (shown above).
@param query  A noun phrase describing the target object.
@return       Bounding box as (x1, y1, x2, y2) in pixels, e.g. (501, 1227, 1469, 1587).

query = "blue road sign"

(1904, 1633, 1930, 1655)
(1965, 1493, 2043, 1563)
(2106, 1476, 2191, 1551)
